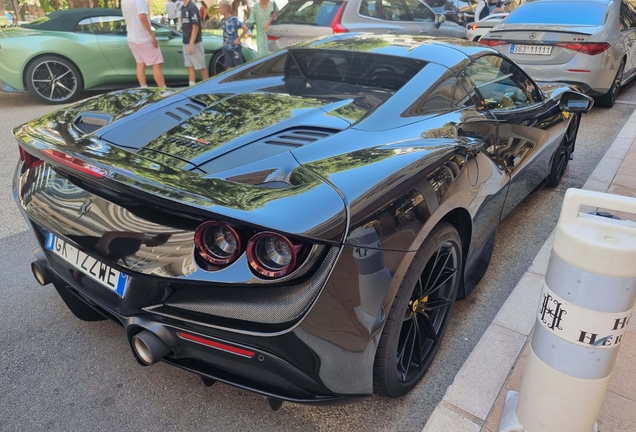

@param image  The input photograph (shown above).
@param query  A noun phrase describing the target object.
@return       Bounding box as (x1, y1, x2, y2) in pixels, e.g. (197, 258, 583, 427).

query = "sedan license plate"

(288, 39, 303, 46)
(45, 232, 128, 297)
(510, 44, 552, 55)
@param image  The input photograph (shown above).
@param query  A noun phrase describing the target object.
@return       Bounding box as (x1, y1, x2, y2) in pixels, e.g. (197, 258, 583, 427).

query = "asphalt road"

(1, 87, 635, 432)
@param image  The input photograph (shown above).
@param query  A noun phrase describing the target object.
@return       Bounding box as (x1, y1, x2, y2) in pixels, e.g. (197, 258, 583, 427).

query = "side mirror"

(435, 14, 446, 28)
(154, 27, 172, 38)
(559, 91, 594, 113)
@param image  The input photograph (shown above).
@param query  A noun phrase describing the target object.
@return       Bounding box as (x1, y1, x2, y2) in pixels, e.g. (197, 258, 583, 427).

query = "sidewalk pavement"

(422, 106, 636, 432)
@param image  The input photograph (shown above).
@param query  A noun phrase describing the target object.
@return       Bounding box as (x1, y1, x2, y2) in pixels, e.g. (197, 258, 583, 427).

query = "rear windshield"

(287, 49, 426, 91)
(273, 0, 344, 26)
(505, 2, 608, 26)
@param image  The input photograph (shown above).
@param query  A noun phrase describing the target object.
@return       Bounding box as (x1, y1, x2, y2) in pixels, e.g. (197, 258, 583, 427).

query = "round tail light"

(247, 232, 300, 278)
(195, 221, 241, 266)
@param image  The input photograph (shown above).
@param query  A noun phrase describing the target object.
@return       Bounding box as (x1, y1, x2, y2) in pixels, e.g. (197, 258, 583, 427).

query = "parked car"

(480, 0, 633, 108)
(0, 8, 257, 104)
(14, 33, 591, 405)
(267, 0, 466, 52)
(466, 12, 507, 40)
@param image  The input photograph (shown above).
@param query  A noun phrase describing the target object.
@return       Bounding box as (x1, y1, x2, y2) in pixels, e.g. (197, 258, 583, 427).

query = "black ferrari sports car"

(13, 34, 591, 407)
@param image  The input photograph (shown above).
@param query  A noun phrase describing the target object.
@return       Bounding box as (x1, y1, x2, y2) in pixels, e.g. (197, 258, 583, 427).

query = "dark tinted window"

(403, 74, 475, 116)
(405, 0, 436, 21)
(380, 0, 410, 21)
(288, 49, 426, 90)
(464, 55, 540, 110)
(505, 2, 608, 26)
(91, 16, 127, 35)
(360, 0, 381, 18)
(273, 0, 344, 26)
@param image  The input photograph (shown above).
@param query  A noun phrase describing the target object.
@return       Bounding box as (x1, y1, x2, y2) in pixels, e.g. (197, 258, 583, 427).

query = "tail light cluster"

(555, 42, 610, 56)
(18, 146, 43, 170)
(331, 2, 348, 33)
(194, 221, 309, 278)
(479, 40, 610, 56)
(479, 39, 507, 47)
(19, 145, 108, 179)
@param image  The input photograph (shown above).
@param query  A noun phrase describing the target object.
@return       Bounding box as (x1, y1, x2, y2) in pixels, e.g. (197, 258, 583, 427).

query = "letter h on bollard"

(499, 189, 636, 432)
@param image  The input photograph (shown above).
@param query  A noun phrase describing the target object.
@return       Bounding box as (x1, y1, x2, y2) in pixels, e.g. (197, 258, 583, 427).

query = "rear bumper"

(28, 218, 362, 404)
(515, 61, 616, 97)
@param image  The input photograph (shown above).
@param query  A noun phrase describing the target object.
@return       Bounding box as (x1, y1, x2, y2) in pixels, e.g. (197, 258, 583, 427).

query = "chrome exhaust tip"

(132, 330, 171, 365)
(31, 260, 51, 286)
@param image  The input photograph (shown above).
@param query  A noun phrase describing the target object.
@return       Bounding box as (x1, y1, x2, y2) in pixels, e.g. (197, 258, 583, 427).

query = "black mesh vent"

(260, 128, 337, 148)
(162, 247, 339, 325)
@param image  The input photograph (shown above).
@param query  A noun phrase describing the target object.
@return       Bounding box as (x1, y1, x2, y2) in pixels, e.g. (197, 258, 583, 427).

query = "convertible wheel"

(25, 56, 83, 104)
(210, 50, 246, 76)
(374, 222, 462, 398)
(596, 60, 624, 108)
(547, 113, 580, 187)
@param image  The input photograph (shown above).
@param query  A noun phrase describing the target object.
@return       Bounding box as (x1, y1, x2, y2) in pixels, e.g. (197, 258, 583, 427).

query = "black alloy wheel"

(597, 60, 624, 108)
(547, 113, 580, 187)
(25, 56, 83, 104)
(374, 222, 462, 397)
(210, 50, 246, 76)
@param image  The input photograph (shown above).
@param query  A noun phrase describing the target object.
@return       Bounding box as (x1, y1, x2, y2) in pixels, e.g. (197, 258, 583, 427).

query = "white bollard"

(499, 188, 636, 432)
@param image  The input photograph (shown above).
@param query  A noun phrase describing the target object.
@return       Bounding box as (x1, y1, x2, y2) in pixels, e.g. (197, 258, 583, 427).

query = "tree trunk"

(11, 0, 22, 21)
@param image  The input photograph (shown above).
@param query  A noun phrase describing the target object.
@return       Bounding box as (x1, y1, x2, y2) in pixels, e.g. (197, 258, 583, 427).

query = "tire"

(209, 50, 225, 76)
(547, 113, 580, 187)
(25, 55, 83, 104)
(596, 60, 624, 108)
(209, 49, 246, 76)
(373, 222, 462, 398)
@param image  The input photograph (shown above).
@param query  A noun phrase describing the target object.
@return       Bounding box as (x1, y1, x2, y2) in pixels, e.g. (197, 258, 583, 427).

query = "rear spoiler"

(491, 23, 603, 36)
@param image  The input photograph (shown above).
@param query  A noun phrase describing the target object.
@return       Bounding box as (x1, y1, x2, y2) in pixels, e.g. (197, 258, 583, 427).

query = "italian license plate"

(510, 44, 552, 55)
(45, 232, 128, 297)
(288, 39, 303, 46)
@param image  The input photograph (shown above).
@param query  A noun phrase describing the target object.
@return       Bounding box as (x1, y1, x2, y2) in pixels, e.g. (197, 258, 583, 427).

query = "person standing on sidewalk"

(474, 0, 490, 21)
(181, 0, 209, 85)
(121, 0, 166, 88)
(220, 0, 248, 70)
(165, 0, 178, 27)
(176, 0, 184, 31)
(246, 0, 278, 58)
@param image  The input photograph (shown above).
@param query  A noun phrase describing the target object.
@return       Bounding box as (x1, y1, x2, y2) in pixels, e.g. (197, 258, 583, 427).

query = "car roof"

(21, 8, 121, 32)
(294, 33, 495, 69)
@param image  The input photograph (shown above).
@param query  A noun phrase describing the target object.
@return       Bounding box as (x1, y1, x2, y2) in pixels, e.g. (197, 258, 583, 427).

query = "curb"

(422, 107, 636, 432)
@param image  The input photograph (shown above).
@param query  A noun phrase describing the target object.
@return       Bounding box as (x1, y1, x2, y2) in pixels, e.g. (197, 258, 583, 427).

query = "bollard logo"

(537, 283, 633, 349)
(539, 292, 567, 331)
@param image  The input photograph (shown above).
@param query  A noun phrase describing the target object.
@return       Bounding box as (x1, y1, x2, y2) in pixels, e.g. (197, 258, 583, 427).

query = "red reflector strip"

(567, 69, 591, 73)
(42, 149, 108, 179)
(266, 35, 280, 41)
(177, 332, 256, 358)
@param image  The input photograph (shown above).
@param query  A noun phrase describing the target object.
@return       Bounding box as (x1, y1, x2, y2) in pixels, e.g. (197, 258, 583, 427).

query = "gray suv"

(267, 0, 467, 52)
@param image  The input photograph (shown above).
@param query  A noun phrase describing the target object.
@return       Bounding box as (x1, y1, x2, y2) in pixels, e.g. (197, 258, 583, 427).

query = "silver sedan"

(480, 0, 633, 107)
(267, 0, 467, 53)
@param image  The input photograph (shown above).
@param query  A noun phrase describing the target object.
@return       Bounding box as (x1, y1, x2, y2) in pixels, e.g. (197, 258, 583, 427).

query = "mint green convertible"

(0, 8, 257, 103)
